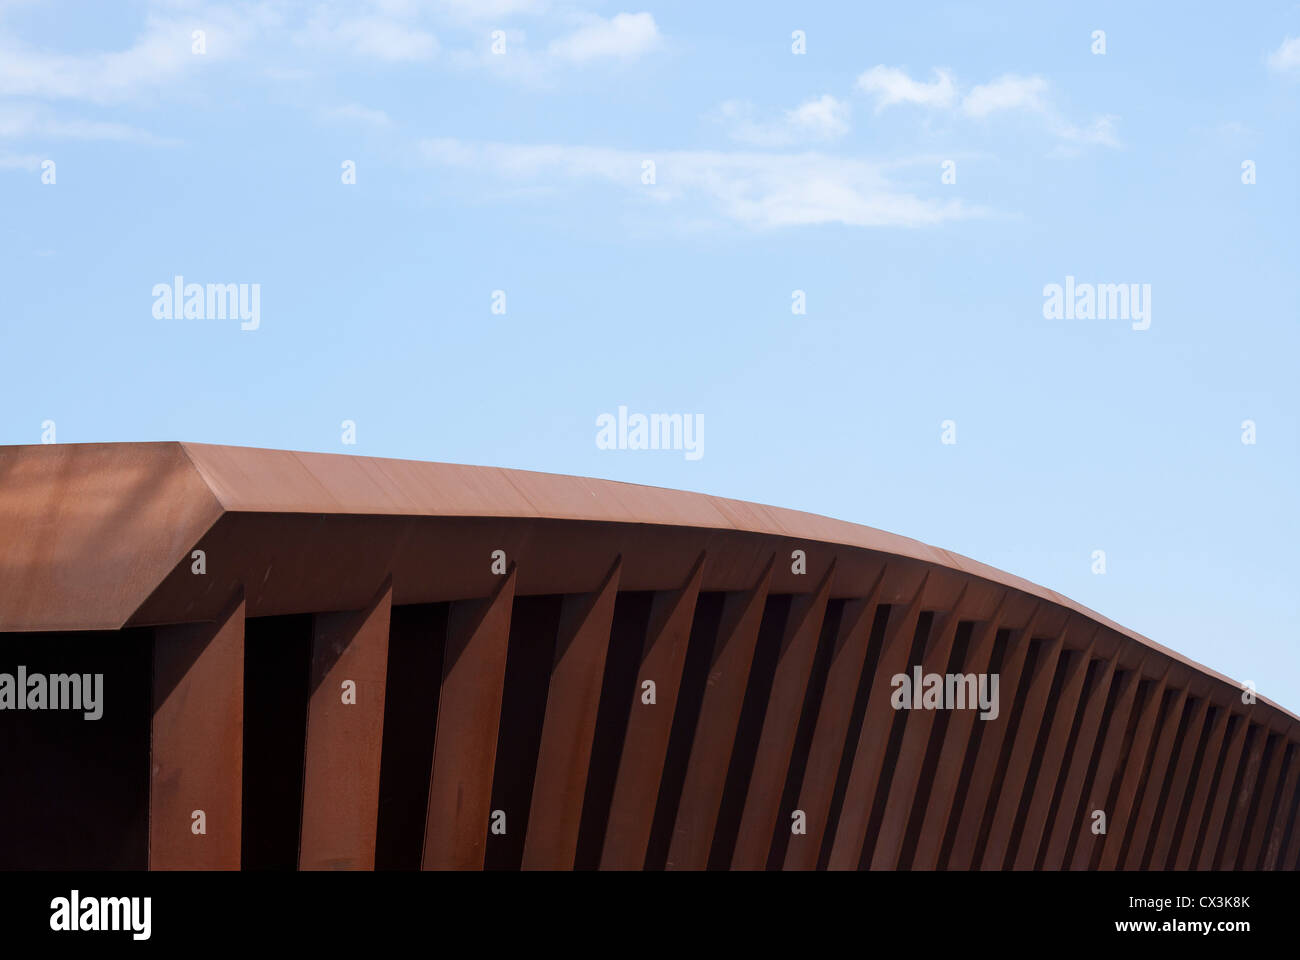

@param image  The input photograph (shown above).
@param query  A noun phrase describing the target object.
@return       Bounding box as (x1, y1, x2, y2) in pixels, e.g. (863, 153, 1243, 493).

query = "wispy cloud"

(0, 103, 174, 143)
(318, 103, 392, 126)
(961, 74, 1048, 118)
(420, 137, 986, 230)
(548, 12, 661, 63)
(856, 66, 956, 112)
(717, 95, 851, 146)
(0, 149, 42, 171)
(295, 12, 439, 62)
(1267, 35, 1300, 74)
(856, 64, 1119, 149)
(0, 7, 269, 104)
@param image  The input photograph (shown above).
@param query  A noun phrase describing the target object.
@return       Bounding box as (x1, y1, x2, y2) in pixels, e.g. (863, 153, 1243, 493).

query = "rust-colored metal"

(784, 565, 890, 869)
(667, 559, 774, 870)
(946, 604, 1042, 870)
(599, 554, 706, 869)
(1217, 721, 1269, 869)
(827, 572, 933, 869)
(1013, 627, 1099, 871)
(149, 588, 244, 869)
(730, 562, 834, 869)
(1172, 705, 1233, 871)
(1194, 712, 1251, 870)
(1039, 648, 1118, 870)
(871, 582, 986, 870)
(981, 621, 1071, 870)
(422, 567, 517, 869)
(1, 441, 1295, 871)
(299, 577, 392, 870)
(1241, 729, 1287, 869)
(909, 589, 1012, 870)
(1262, 745, 1300, 869)
(1098, 666, 1172, 870)
(1069, 662, 1145, 871)
(522, 558, 622, 870)
(1145, 686, 1212, 869)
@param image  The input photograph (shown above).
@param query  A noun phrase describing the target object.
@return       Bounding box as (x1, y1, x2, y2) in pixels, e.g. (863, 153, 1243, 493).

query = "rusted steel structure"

(1, 441, 1296, 871)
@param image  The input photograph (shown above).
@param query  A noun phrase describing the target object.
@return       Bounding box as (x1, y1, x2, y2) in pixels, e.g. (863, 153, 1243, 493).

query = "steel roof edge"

(1, 441, 1293, 726)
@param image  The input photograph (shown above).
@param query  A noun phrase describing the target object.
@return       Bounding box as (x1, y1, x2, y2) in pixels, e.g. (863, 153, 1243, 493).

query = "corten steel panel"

(299, 578, 392, 870)
(1098, 667, 1173, 870)
(1121, 679, 1193, 870)
(870, 582, 991, 870)
(1040, 649, 1119, 870)
(149, 589, 245, 870)
(946, 605, 1043, 870)
(423, 567, 517, 870)
(1013, 628, 1100, 871)
(783, 566, 890, 870)
(730, 562, 835, 869)
(1, 442, 1297, 871)
(667, 559, 774, 870)
(826, 572, 934, 870)
(1242, 732, 1288, 869)
(522, 558, 622, 870)
(1172, 706, 1234, 871)
(1195, 716, 1252, 871)
(600, 554, 706, 869)
(1144, 685, 1212, 870)
(1262, 746, 1300, 870)
(1217, 723, 1270, 869)
(908, 590, 1013, 870)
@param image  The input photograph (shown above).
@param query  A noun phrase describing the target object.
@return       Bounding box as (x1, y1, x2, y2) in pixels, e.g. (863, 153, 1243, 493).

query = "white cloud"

(856, 66, 956, 112)
(0, 103, 173, 143)
(855, 64, 1118, 149)
(433, 0, 546, 21)
(319, 103, 392, 126)
(0, 149, 42, 171)
(719, 94, 851, 146)
(0, 6, 270, 103)
(420, 138, 986, 230)
(548, 12, 661, 63)
(1267, 35, 1300, 74)
(298, 14, 438, 61)
(961, 74, 1049, 118)
(1050, 114, 1120, 148)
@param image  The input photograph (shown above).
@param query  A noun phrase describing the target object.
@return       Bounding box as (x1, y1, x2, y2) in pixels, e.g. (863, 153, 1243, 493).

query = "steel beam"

(522, 558, 622, 870)
(600, 554, 706, 869)
(149, 588, 245, 870)
(827, 573, 931, 869)
(299, 578, 392, 870)
(730, 563, 835, 869)
(667, 559, 775, 870)
(422, 567, 517, 869)
(782, 566, 889, 870)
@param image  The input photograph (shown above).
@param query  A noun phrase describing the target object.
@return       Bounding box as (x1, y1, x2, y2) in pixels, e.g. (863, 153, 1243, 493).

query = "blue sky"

(2, 1, 1297, 713)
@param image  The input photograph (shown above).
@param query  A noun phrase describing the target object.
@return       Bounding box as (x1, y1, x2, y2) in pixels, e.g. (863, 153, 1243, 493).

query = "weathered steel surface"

(300, 578, 392, 870)
(667, 559, 773, 870)
(149, 589, 244, 869)
(730, 563, 834, 869)
(522, 559, 622, 870)
(600, 555, 705, 869)
(0, 442, 1295, 871)
(423, 567, 516, 869)
(783, 565, 890, 870)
